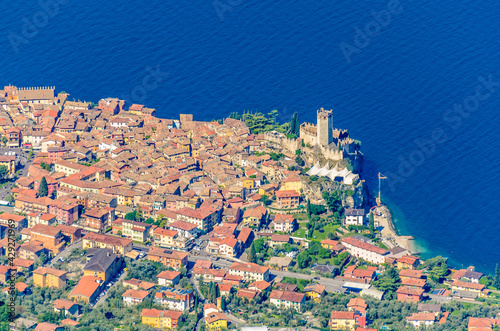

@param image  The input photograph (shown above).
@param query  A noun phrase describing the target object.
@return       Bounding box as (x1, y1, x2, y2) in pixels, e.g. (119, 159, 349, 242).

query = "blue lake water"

(1, 0, 499, 273)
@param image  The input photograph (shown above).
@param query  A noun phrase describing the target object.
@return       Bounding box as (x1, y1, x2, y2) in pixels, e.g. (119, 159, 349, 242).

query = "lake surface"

(1, 0, 499, 273)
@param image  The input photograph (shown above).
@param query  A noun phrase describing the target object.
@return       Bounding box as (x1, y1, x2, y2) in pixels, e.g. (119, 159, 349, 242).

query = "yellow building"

(304, 284, 326, 303)
(242, 178, 255, 189)
(451, 280, 485, 295)
(82, 232, 133, 255)
(329, 311, 357, 331)
(281, 177, 302, 194)
(320, 239, 341, 250)
(141, 309, 182, 329)
(33, 267, 67, 289)
(83, 249, 122, 283)
(258, 184, 277, 196)
(396, 255, 420, 270)
(242, 206, 266, 227)
(121, 219, 151, 243)
(205, 312, 228, 331)
(0, 155, 16, 176)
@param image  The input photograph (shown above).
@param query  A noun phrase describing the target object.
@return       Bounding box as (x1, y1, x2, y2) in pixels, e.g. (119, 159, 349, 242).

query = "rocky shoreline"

(375, 205, 418, 254)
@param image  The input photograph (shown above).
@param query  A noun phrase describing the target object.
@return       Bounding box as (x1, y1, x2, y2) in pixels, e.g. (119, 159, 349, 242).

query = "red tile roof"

(229, 262, 269, 275)
(330, 311, 355, 320)
(122, 289, 150, 300)
(157, 270, 181, 280)
(69, 276, 100, 299)
(396, 286, 424, 296)
(406, 312, 435, 321)
(342, 236, 388, 255)
(275, 190, 299, 198)
(269, 290, 305, 303)
(140, 308, 183, 320)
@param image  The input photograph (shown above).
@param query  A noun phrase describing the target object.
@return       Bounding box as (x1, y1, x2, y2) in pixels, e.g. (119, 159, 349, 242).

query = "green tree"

(208, 282, 215, 303)
(220, 296, 226, 311)
(327, 232, 338, 240)
(425, 256, 449, 282)
(288, 112, 300, 136)
(4, 194, 14, 204)
(0, 301, 13, 330)
(306, 199, 311, 218)
(38, 176, 49, 197)
(295, 155, 305, 166)
(124, 211, 137, 221)
(260, 194, 271, 206)
(248, 242, 257, 263)
(369, 212, 375, 233)
(157, 214, 168, 228)
(297, 251, 311, 268)
(60, 307, 65, 320)
(198, 276, 204, 289)
(40, 162, 51, 171)
(493, 264, 500, 289)
(372, 267, 400, 294)
(39, 252, 47, 265)
(0, 165, 8, 181)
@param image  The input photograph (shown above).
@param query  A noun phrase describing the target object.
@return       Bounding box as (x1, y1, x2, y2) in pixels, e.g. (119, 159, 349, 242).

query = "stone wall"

(299, 122, 317, 147)
(264, 131, 300, 153)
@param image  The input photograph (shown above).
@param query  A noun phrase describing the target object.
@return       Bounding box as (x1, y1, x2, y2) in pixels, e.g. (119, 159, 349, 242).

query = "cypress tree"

(209, 282, 215, 302)
(307, 199, 311, 218)
(38, 176, 48, 197)
(494, 264, 500, 289)
(220, 296, 226, 311)
(248, 242, 257, 263)
(369, 212, 375, 233)
(289, 112, 297, 135)
(294, 112, 300, 135)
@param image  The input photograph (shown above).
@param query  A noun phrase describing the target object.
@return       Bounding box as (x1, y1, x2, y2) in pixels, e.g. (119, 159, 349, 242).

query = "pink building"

(33, 176, 58, 196)
(49, 198, 79, 225)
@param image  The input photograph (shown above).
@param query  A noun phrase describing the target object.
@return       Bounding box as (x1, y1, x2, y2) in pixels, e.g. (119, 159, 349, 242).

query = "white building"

(341, 236, 389, 264)
(406, 313, 435, 328)
(228, 262, 270, 282)
(122, 289, 150, 306)
(344, 209, 365, 226)
(156, 270, 181, 286)
(154, 287, 193, 311)
(269, 290, 305, 311)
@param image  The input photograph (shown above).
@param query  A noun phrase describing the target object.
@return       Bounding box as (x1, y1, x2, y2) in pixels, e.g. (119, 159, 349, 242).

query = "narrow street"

(49, 239, 82, 267)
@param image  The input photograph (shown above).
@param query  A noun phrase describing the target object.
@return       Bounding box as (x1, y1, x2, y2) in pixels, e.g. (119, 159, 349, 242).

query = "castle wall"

(264, 131, 300, 153)
(299, 123, 317, 147)
(319, 144, 344, 161)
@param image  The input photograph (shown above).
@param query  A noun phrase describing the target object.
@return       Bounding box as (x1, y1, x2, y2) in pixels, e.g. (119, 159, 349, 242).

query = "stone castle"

(299, 108, 358, 156)
(264, 107, 362, 179)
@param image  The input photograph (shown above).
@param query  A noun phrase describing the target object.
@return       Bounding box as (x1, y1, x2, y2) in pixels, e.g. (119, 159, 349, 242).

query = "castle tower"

(317, 108, 333, 146)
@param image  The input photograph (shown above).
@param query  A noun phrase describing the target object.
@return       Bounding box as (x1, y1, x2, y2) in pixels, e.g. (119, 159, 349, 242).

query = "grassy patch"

(315, 257, 337, 265)
(293, 228, 307, 238)
(376, 242, 389, 250)
(294, 213, 308, 221)
(311, 224, 339, 240)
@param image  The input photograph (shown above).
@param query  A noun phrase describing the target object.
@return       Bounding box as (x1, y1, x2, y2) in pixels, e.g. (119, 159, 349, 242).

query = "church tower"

(317, 108, 333, 146)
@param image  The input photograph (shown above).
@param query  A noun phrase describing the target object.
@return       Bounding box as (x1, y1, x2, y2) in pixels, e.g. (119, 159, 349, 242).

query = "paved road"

(49, 239, 82, 267)
(208, 258, 344, 292)
(93, 270, 128, 308)
(0, 148, 32, 200)
(226, 312, 245, 326)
